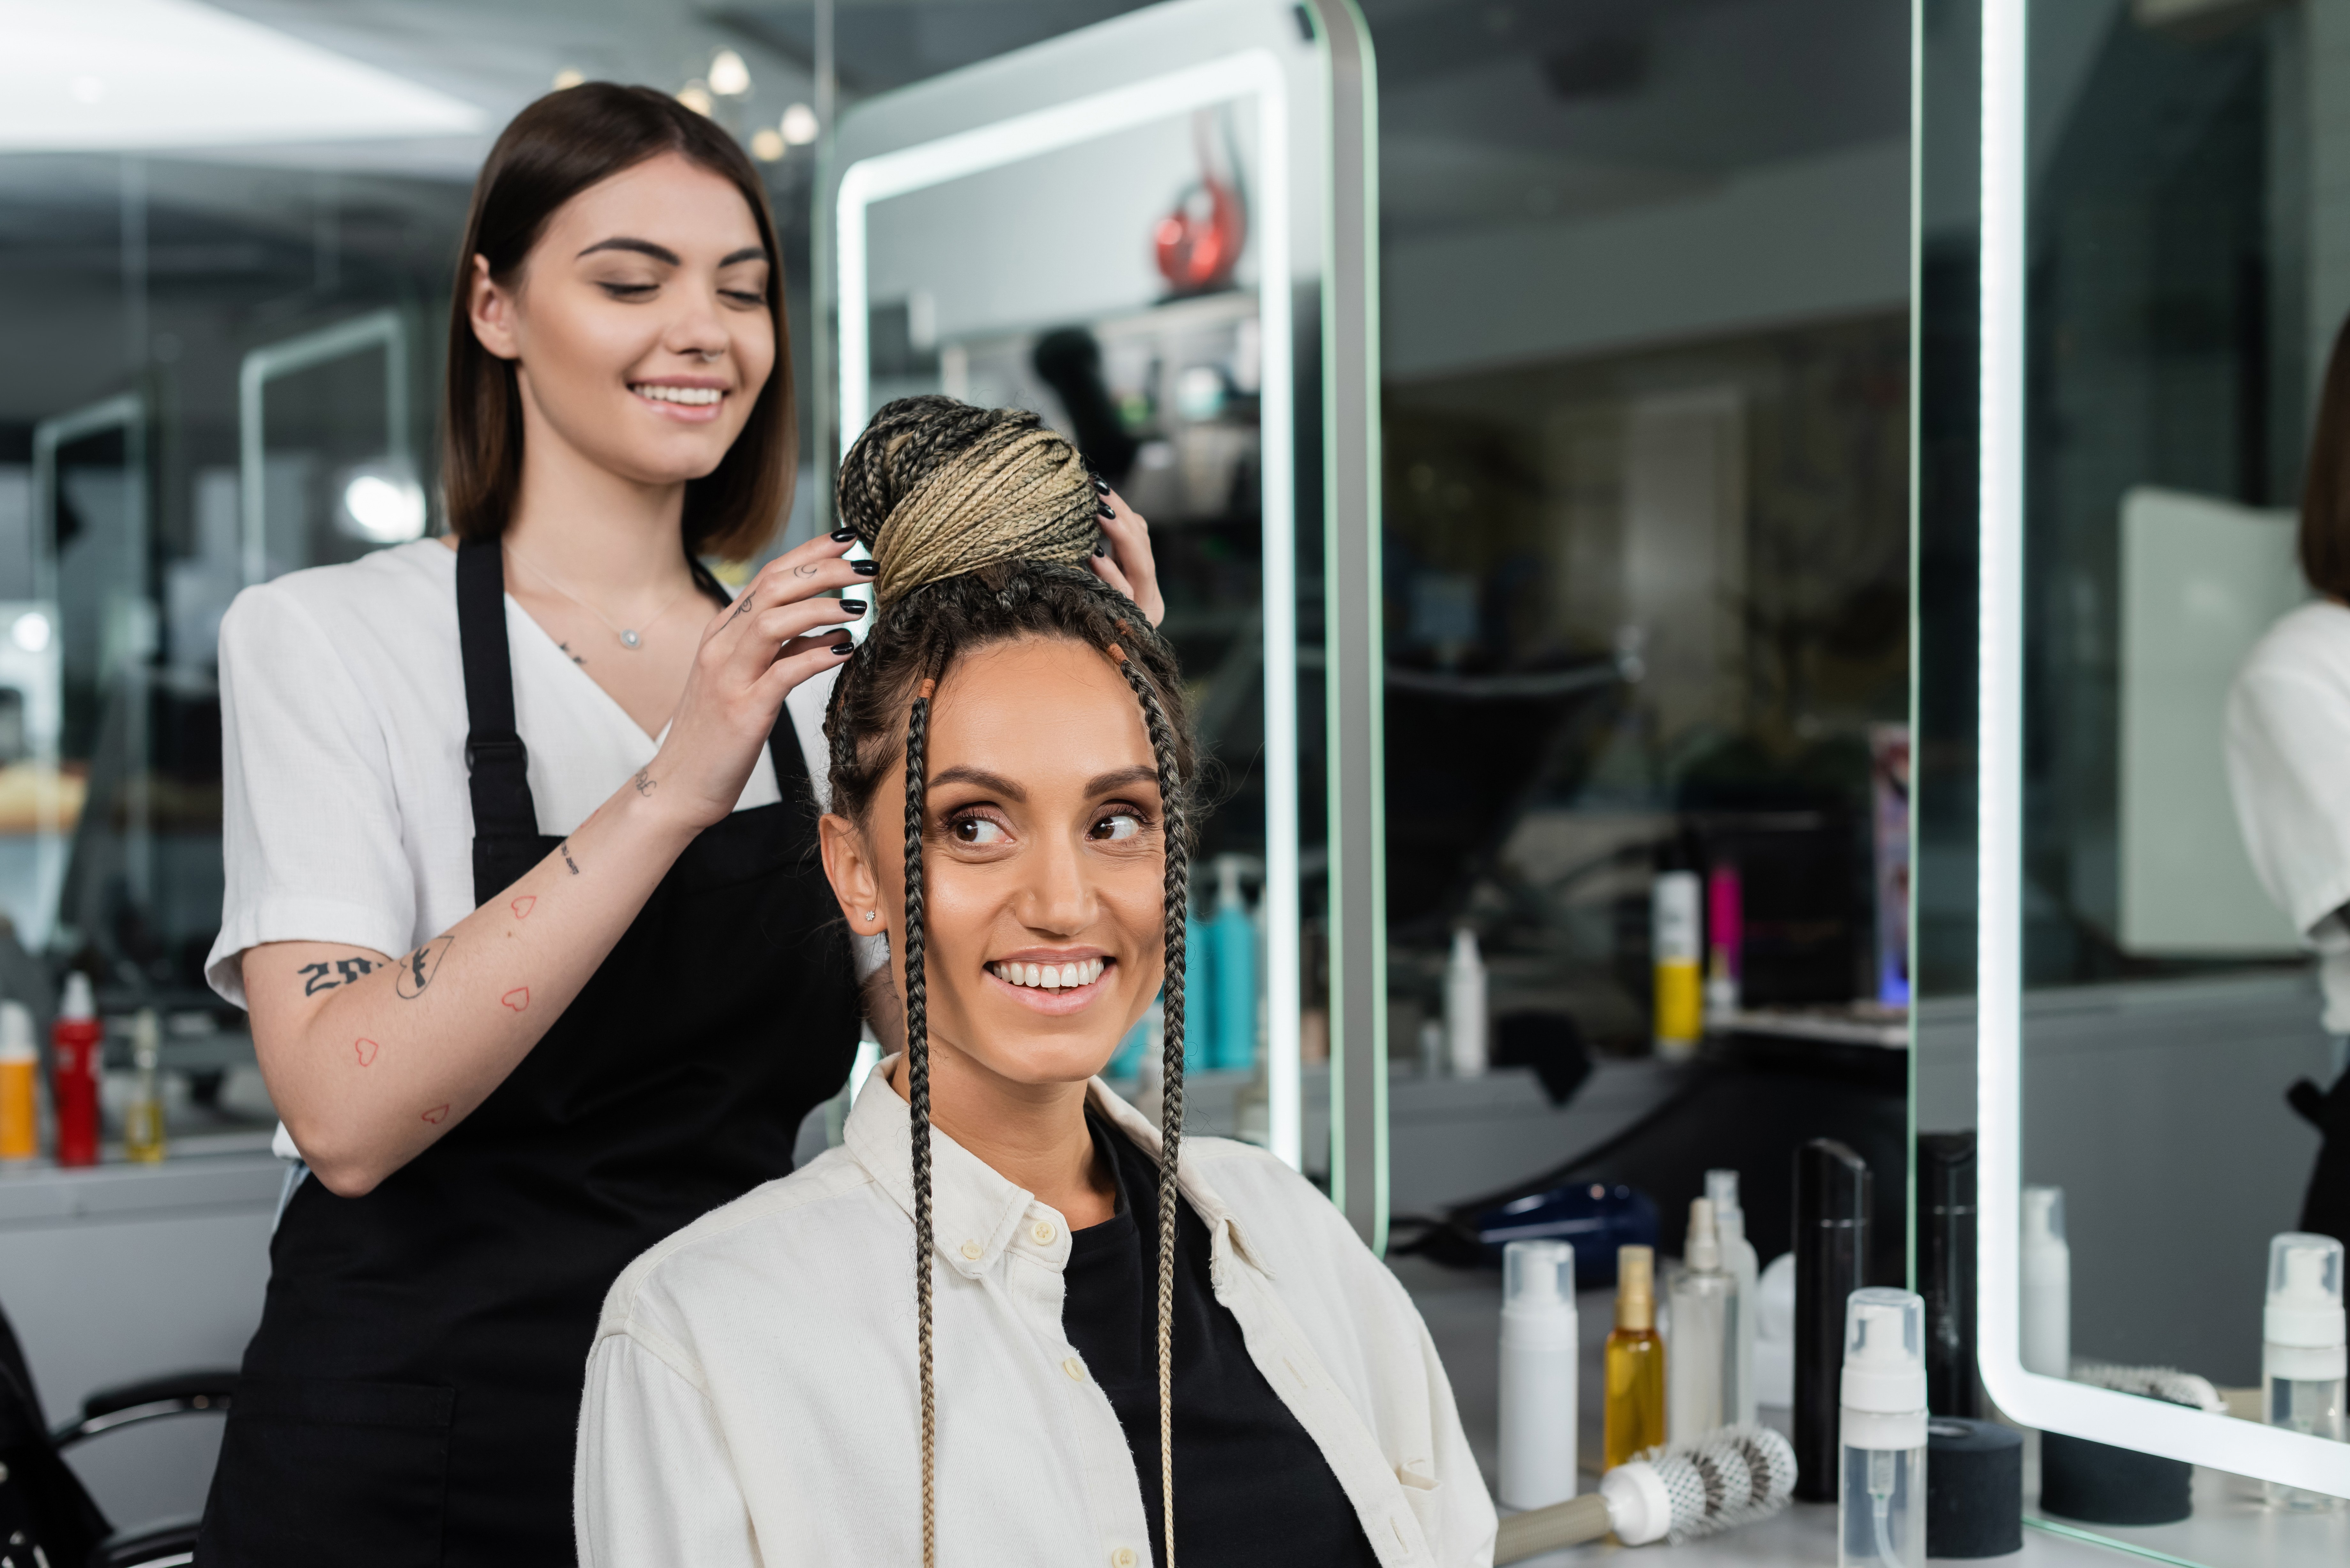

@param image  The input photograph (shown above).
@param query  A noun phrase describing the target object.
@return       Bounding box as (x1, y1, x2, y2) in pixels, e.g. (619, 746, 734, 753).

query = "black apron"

(199, 540, 860, 1566)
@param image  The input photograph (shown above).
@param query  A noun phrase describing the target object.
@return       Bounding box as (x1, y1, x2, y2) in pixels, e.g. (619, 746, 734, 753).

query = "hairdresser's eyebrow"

(577, 237, 680, 264)
(1084, 766, 1160, 796)
(927, 766, 1026, 801)
(719, 245, 769, 267)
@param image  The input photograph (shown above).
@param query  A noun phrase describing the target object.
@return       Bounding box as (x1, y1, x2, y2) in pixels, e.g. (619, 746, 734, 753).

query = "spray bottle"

(51, 972, 99, 1168)
(1605, 1245, 1666, 1467)
(0, 1002, 37, 1161)
(1839, 1287, 1927, 1568)
(1706, 1169, 1760, 1425)
(1499, 1238, 1578, 1510)
(124, 1007, 166, 1164)
(1445, 927, 1487, 1078)
(1652, 870, 1702, 1059)
(1210, 856, 1255, 1072)
(2262, 1232, 2346, 1512)
(1668, 1197, 1739, 1442)
(2020, 1187, 2070, 1378)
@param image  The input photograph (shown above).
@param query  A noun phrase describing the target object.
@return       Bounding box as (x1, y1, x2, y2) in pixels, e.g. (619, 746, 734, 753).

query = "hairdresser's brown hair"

(441, 83, 795, 560)
(2305, 314, 2350, 599)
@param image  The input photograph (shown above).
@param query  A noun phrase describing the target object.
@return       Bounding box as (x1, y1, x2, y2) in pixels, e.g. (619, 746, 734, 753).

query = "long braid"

(904, 669, 939, 1568)
(1110, 634, 1189, 1565)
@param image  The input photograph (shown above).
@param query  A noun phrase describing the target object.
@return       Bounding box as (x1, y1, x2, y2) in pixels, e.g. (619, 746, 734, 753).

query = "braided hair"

(823, 396, 1200, 1567)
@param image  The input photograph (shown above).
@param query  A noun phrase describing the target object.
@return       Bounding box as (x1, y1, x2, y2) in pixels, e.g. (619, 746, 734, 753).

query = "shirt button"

(1063, 1356, 1086, 1381)
(1032, 1220, 1057, 1245)
(1113, 1549, 1137, 1567)
(960, 1241, 983, 1260)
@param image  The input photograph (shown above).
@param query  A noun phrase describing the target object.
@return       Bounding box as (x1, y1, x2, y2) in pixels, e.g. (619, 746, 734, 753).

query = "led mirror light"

(10, 614, 50, 655)
(0, 0, 484, 151)
(336, 466, 426, 545)
(1975, 0, 2350, 1499)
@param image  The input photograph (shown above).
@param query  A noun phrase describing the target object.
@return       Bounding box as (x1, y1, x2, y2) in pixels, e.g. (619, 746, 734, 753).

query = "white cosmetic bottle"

(2263, 1232, 2346, 1512)
(1668, 1198, 1739, 1442)
(1706, 1169, 1760, 1426)
(1445, 927, 1488, 1078)
(2019, 1186, 2070, 1378)
(1839, 1288, 1927, 1568)
(1499, 1238, 1578, 1510)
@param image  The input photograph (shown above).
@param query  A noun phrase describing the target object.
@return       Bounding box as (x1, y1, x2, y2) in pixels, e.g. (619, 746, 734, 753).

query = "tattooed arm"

(241, 532, 873, 1197)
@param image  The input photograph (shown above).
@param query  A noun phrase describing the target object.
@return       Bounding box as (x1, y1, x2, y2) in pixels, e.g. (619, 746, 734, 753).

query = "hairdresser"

(194, 87, 1161, 1565)
(2228, 313, 2350, 1248)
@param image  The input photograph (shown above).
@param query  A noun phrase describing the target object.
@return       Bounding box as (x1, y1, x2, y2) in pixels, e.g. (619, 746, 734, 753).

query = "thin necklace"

(506, 542, 694, 652)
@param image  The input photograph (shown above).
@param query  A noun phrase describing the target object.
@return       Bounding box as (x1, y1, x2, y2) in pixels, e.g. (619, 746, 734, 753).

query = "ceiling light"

(10, 613, 51, 655)
(336, 466, 426, 545)
(552, 67, 586, 91)
(678, 81, 713, 117)
(781, 102, 819, 145)
(750, 127, 786, 163)
(709, 49, 751, 97)
(0, 0, 485, 151)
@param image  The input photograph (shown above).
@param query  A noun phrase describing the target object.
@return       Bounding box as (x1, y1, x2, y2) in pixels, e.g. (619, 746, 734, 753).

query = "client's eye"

(950, 815, 1007, 846)
(1090, 811, 1142, 842)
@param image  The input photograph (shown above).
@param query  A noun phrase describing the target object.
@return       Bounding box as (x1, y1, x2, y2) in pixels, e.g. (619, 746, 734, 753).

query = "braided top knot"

(836, 395, 1102, 611)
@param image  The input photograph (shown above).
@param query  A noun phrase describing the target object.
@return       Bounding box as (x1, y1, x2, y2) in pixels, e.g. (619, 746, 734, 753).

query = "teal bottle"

(1183, 912, 1216, 1066)
(1210, 856, 1257, 1071)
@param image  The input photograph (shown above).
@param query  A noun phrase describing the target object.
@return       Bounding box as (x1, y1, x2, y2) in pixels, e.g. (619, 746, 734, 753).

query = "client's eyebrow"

(578, 237, 680, 264)
(1084, 766, 1160, 796)
(927, 765, 1025, 801)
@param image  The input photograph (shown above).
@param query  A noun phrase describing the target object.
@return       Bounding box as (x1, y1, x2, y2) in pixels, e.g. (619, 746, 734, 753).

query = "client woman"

(576, 397, 1494, 1568)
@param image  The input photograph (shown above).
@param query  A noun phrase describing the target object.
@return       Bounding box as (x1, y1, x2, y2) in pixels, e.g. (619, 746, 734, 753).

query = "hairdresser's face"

(828, 636, 1168, 1087)
(469, 151, 773, 487)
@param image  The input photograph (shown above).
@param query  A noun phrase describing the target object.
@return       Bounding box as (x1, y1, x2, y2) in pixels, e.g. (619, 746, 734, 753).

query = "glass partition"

(1940, 0, 2350, 1542)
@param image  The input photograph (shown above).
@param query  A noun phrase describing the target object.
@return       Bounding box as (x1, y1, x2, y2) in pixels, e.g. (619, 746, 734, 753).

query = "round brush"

(1494, 1423, 1800, 1564)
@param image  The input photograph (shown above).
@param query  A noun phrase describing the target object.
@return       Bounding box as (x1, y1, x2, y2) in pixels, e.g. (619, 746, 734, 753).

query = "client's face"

(841, 634, 1169, 1086)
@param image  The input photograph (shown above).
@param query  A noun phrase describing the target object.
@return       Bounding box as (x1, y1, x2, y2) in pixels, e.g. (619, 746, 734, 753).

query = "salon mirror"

(1922, 0, 2350, 1555)
(824, 0, 1381, 1226)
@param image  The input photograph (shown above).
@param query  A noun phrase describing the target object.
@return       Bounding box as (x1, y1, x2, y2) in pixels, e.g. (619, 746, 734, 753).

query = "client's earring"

(863, 910, 878, 924)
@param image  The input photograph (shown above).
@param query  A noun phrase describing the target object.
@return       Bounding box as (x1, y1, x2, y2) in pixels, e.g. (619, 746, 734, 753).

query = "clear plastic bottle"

(1605, 1245, 1666, 1467)
(1839, 1287, 1927, 1568)
(2262, 1232, 2346, 1512)
(1668, 1197, 1738, 1441)
(1706, 1169, 1760, 1425)
(2019, 1186, 2069, 1378)
(1498, 1239, 1577, 1510)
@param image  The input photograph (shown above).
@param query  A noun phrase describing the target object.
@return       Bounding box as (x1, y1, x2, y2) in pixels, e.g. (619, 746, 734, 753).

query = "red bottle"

(52, 972, 100, 1168)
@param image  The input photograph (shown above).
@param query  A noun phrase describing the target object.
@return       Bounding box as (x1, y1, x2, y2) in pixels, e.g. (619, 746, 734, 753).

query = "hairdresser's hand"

(641, 533, 869, 833)
(1090, 488, 1164, 627)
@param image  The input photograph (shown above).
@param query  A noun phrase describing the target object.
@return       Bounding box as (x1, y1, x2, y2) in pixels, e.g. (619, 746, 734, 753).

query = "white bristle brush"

(1494, 1423, 1799, 1564)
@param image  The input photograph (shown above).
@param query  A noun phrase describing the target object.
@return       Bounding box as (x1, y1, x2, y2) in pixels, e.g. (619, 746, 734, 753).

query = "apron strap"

(458, 538, 541, 904)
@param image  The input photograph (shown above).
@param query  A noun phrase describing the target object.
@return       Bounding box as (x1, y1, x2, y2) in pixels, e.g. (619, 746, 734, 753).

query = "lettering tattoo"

(510, 894, 536, 921)
(353, 1038, 379, 1067)
(500, 987, 530, 1012)
(631, 768, 656, 797)
(559, 842, 580, 875)
(394, 935, 453, 1000)
(299, 956, 378, 995)
(421, 1103, 450, 1125)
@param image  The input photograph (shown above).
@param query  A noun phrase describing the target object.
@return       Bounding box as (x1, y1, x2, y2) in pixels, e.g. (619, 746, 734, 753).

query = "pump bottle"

(1705, 1170, 1760, 1425)
(1498, 1239, 1577, 1510)
(0, 1001, 37, 1162)
(1445, 927, 1487, 1078)
(2262, 1232, 2346, 1512)
(1839, 1287, 1927, 1568)
(1605, 1245, 1666, 1467)
(2019, 1186, 2070, 1378)
(52, 972, 99, 1168)
(1668, 1197, 1739, 1442)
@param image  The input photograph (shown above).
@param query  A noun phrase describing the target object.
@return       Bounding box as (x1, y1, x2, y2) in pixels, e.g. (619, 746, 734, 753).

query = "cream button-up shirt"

(575, 1067, 1497, 1567)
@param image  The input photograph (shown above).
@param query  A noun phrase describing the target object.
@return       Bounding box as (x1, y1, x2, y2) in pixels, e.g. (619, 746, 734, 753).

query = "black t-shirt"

(1061, 1111, 1382, 1568)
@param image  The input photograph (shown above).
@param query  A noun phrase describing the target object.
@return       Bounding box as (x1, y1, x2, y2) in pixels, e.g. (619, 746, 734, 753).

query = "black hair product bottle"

(1794, 1137, 1870, 1501)
(1917, 1131, 1979, 1418)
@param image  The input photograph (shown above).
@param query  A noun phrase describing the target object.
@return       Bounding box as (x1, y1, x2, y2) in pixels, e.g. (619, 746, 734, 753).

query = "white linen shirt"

(576, 1069, 1497, 1568)
(2227, 599, 2350, 1030)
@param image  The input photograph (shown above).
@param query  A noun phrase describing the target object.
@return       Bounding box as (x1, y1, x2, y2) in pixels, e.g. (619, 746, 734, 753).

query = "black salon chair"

(0, 1301, 236, 1568)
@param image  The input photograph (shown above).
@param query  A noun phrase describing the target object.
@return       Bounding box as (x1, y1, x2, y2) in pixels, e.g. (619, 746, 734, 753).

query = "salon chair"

(0, 1300, 236, 1568)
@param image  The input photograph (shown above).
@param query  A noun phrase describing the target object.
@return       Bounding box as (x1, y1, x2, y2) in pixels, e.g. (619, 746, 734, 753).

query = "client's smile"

(987, 955, 1108, 990)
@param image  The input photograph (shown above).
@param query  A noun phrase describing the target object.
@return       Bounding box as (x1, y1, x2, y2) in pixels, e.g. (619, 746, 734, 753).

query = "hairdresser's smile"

(628, 374, 731, 423)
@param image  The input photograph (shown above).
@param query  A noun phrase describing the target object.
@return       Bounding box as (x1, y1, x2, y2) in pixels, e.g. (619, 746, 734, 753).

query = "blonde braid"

(872, 424, 1100, 608)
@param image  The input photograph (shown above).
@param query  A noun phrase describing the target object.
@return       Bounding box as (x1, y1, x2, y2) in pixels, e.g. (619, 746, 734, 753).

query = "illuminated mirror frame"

(1976, 0, 2350, 1497)
(239, 306, 412, 587)
(830, 0, 1383, 1212)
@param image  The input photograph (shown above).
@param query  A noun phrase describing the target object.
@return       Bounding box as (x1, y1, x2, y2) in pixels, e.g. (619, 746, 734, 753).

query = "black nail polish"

(1092, 475, 1111, 494)
(853, 561, 878, 576)
(832, 640, 855, 654)
(840, 599, 867, 614)
(830, 528, 856, 543)
(1098, 502, 1116, 520)
(1094, 541, 1109, 557)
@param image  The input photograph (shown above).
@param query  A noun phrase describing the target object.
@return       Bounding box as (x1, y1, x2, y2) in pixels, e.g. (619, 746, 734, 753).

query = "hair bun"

(836, 397, 1101, 608)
